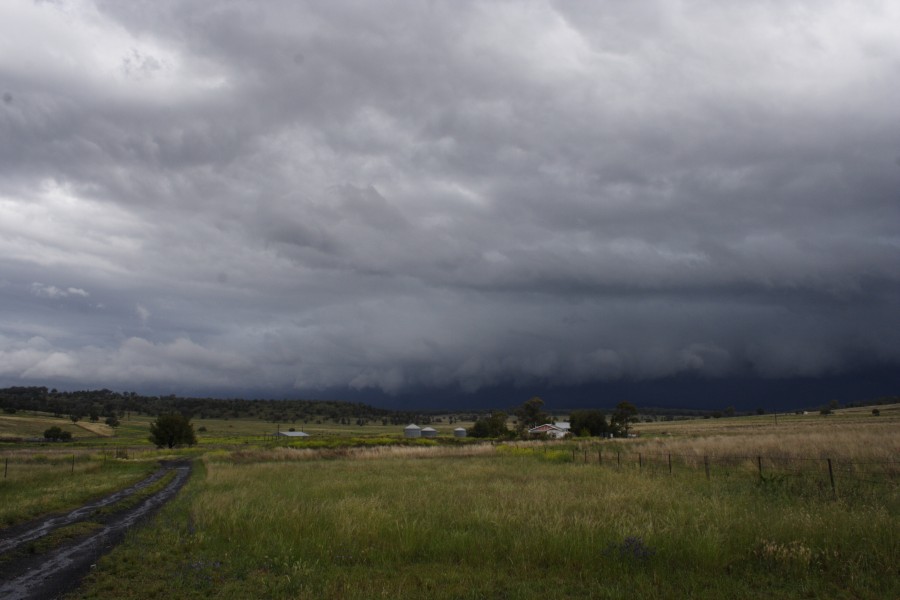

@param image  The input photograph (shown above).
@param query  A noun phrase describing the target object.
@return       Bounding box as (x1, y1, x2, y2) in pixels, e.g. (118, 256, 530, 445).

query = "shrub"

(43, 426, 72, 441)
(149, 413, 197, 448)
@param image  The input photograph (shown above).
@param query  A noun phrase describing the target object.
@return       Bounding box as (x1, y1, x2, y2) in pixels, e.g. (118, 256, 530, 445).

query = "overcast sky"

(1, 0, 898, 402)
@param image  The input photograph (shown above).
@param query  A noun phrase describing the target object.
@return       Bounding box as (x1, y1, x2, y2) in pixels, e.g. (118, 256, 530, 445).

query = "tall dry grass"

(77, 447, 899, 599)
(628, 422, 899, 462)
(219, 442, 498, 464)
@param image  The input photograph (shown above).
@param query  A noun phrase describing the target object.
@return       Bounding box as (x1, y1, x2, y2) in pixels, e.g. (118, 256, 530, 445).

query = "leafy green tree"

(104, 415, 120, 428)
(569, 410, 609, 437)
(149, 413, 197, 448)
(611, 401, 639, 437)
(44, 426, 72, 441)
(514, 397, 549, 431)
(469, 411, 510, 438)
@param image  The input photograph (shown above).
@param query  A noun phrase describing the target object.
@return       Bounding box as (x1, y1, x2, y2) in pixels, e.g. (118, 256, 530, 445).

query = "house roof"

(276, 431, 309, 437)
(528, 423, 564, 434)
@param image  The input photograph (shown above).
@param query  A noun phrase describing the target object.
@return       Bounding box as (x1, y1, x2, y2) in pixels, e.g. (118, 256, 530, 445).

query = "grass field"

(62, 410, 898, 600)
(2, 406, 896, 598)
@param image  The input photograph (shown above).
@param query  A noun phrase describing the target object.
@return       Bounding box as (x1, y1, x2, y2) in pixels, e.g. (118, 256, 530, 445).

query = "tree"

(611, 402, 638, 437)
(469, 411, 510, 438)
(104, 415, 120, 428)
(149, 413, 197, 448)
(44, 426, 72, 441)
(514, 397, 549, 432)
(569, 410, 609, 437)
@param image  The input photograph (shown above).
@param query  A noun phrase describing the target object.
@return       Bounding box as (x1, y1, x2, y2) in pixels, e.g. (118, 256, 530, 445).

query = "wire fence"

(558, 446, 899, 496)
(0, 447, 163, 481)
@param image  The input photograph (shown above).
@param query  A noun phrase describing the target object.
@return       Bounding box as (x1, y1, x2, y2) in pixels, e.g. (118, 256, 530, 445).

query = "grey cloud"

(0, 0, 898, 397)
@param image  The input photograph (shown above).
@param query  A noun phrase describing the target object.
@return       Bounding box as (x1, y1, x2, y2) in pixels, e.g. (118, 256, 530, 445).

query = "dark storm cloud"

(1, 0, 898, 397)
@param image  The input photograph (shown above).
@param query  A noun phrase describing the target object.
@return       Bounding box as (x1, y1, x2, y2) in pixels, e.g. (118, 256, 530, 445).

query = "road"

(0, 460, 192, 600)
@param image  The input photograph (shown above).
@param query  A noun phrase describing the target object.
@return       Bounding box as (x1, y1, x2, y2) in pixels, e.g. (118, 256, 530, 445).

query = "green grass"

(0, 458, 156, 528)
(72, 449, 898, 599)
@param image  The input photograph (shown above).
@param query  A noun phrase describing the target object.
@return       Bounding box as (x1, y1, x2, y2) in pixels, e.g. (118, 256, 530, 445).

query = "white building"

(527, 423, 569, 439)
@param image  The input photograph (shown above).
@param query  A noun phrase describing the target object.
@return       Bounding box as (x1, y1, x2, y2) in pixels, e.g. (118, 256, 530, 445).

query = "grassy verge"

(0, 459, 156, 528)
(72, 449, 898, 599)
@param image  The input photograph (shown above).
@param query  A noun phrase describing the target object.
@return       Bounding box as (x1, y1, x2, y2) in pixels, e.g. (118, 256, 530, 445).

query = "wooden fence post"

(4, 457, 7, 479)
(638, 453, 642, 471)
(758, 456, 763, 480)
(827, 458, 836, 498)
(668, 453, 672, 475)
(617, 452, 620, 469)
(704, 456, 710, 480)
(598, 450, 602, 465)
(71, 454, 75, 475)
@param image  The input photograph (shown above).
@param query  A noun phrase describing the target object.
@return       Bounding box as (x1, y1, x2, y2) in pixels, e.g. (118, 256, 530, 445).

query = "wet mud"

(0, 460, 192, 600)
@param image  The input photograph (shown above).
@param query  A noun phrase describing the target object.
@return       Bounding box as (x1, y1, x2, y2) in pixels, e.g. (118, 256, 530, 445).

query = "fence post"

(598, 449, 602, 465)
(4, 457, 7, 479)
(827, 458, 836, 498)
(584, 449, 588, 463)
(668, 453, 672, 475)
(71, 454, 75, 475)
(758, 456, 763, 480)
(704, 456, 710, 480)
(638, 453, 642, 471)
(617, 452, 620, 469)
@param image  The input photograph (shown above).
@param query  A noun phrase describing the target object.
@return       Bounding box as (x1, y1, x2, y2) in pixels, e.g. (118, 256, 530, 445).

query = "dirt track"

(0, 460, 192, 600)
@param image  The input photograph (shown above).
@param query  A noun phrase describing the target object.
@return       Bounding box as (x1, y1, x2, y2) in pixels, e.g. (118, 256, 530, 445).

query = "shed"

(454, 427, 467, 438)
(421, 426, 438, 439)
(404, 423, 422, 438)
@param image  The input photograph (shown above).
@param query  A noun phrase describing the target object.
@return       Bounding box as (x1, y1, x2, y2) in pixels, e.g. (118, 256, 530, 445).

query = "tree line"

(0, 386, 421, 426)
(468, 397, 639, 439)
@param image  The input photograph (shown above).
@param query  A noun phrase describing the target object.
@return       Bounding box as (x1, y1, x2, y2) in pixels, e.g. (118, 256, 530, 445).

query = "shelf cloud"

(1, 1, 898, 401)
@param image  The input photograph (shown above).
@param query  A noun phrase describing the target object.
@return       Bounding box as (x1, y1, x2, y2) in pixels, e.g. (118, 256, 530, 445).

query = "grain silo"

(454, 427, 467, 438)
(421, 426, 437, 439)
(404, 423, 422, 438)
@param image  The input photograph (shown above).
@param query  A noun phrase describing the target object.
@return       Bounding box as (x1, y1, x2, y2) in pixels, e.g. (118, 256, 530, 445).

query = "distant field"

(0, 411, 474, 447)
(634, 402, 900, 438)
(0, 413, 86, 440)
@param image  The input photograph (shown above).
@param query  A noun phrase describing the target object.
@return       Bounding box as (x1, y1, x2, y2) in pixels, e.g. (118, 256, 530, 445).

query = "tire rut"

(0, 460, 192, 600)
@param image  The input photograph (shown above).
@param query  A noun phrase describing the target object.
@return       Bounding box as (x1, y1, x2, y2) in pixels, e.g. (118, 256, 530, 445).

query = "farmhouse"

(527, 423, 570, 439)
